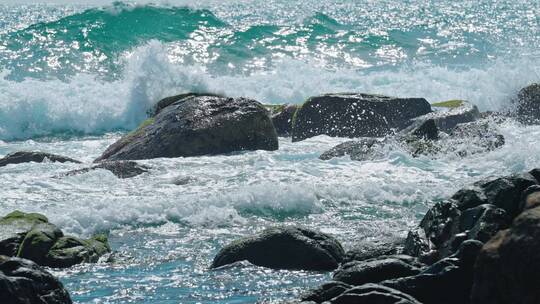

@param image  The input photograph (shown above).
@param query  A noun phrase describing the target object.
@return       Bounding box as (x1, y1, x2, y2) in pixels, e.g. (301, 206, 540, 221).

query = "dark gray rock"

(328, 283, 421, 304)
(417, 100, 480, 131)
(460, 204, 509, 243)
(0, 256, 72, 304)
(0, 211, 110, 268)
(452, 172, 538, 218)
(211, 226, 345, 271)
(383, 240, 483, 304)
(267, 104, 299, 136)
(0, 151, 81, 167)
(398, 118, 439, 141)
(515, 83, 540, 124)
(402, 229, 431, 261)
(419, 201, 461, 258)
(292, 93, 431, 142)
(301, 281, 352, 303)
(63, 161, 149, 178)
(472, 206, 540, 304)
(96, 95, 278, 161)
(333, 256, 422, 286)
(405, 200, 509, 261)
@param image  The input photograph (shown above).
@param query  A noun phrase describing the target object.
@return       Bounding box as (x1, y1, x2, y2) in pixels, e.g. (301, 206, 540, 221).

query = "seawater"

(0, 0, 539, 303)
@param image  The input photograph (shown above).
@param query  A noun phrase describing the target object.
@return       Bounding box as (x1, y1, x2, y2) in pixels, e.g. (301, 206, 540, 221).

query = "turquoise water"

(0, 1, 539, 303)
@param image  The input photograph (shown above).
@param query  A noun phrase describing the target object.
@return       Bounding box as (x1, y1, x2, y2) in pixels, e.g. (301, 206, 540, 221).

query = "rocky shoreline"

(1, 83, 539, 303)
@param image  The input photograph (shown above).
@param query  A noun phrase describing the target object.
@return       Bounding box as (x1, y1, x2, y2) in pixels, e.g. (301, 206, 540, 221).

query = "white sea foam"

(1, 40, 538, 141)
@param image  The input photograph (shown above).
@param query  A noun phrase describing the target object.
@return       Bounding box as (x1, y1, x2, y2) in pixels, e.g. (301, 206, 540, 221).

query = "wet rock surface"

(292, 93, 431, 142)
(211, 226, 345, 271)
(0, 256, 73, 304)
(97, 94, 278, 161)
(0, 151, 81, 167)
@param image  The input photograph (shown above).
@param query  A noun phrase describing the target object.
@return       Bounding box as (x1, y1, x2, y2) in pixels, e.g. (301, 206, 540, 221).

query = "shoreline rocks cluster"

(208, 168, 540, 303)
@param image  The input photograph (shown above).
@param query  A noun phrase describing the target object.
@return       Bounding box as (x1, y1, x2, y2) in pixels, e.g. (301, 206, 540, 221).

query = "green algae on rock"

(0, 211, 110, 268)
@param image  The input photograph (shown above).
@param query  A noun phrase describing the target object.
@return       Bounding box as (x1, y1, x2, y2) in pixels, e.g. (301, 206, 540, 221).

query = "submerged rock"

(417, 100, 480, 131)
(0, 256, 72, 304)
(292, 93, 431, 142)
(472, 206, 540, 304)
(63, 160, 149, 178)
(211, 226, 345, 271)
(0, 151, 81, 167)
(319, 138, 383, 161)
(96, 95, 278, 161)
(320, 118, 504, 161)
(0, 211, 110, 268)
(515, 83, 540, 124)
(266, 104, 299, 136)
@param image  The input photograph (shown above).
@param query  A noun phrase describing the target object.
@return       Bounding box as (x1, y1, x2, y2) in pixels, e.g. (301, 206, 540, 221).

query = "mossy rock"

(45, 234, 111, 268)
(17, 223, 63, 264)
(0, 210, 111, 268)
(0, 210, 48, 226)
(431, 100, 465, 108)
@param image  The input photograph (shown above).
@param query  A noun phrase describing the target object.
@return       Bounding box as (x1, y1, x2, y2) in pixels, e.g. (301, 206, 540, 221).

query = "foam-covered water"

(0, 0, 539, 303)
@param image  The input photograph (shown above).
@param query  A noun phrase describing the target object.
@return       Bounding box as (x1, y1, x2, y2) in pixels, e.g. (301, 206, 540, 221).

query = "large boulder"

(0, 256, 72, 304)
(333, 255, 423, 286)
(515, 83, 540, 124)
(0, 211, 111, 268)
(0, 151, 81, 167)
(472, 205, 540, 304)
(328, 283, 421, 304)
(211, 226, 345, 271)
(96, 95, 278, 161)
(292, 93, 431, 142)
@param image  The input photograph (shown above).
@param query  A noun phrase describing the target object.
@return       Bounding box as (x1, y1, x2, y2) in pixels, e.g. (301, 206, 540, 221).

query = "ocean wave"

(1, 39, 538, 141)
